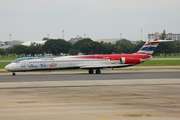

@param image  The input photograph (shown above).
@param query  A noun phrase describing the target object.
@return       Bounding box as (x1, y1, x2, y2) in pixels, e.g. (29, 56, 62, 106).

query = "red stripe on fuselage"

(73, 54, 151, 60)
(135, 52, 152, 55)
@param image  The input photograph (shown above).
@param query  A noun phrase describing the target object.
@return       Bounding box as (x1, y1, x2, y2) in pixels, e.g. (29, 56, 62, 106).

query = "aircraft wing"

(80, 64, 133, 69)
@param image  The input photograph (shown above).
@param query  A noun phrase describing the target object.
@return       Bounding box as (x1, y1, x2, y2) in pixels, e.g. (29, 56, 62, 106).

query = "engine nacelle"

(120, 57, 141, 65)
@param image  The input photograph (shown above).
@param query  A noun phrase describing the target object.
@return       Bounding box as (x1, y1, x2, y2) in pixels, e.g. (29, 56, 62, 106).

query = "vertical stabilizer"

(136, 39, 173, 55)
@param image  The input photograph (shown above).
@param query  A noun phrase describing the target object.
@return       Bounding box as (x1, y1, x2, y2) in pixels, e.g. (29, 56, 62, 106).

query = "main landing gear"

(88, 69, 101, 74)
(12, 72, 16, 76)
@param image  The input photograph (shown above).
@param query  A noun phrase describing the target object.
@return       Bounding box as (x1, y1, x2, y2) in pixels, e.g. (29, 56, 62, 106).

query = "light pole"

(47, 34, 49, 39)
(62, 30, 64, 39)
(120, 33, 122, 39)
(84, 34, 86, 38)
(9, 34, 11, 41)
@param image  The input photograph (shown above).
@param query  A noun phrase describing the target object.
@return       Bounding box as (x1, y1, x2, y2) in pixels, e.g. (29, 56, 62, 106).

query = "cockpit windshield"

(12, 59, 20, 63)
(12, 57, 40, 63)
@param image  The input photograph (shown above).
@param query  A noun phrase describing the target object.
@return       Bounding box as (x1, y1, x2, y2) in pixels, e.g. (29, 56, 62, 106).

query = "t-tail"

(136, 38, 174, 55)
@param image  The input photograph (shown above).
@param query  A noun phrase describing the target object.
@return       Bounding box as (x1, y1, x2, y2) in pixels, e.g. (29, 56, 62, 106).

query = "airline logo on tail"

(136, 39, 173, 55)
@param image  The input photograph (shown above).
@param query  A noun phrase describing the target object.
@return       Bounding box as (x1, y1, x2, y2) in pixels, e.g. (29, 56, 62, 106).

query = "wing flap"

(80, 64, 133, 69)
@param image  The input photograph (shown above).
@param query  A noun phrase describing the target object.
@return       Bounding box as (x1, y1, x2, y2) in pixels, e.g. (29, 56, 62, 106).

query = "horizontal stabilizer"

(151, 39, 174, 42)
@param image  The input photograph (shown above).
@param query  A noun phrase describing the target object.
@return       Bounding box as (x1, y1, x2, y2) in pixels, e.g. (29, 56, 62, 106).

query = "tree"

(29, 42, 43, 57)
(73, 38, 95, 54)
(8, 45, 28, 57)
(159, 30, 166, 40)
(158, 30, 172, 57)
(115, 42, 135, 54)
(7, 47, 15, 57)
(0, 48, 7, 56)
(131, 41, 145, 53)
(42, 39, 72, 55)
(171, 41, 180, 56)
(80, 42, 94, 54)
(68, 49, 79, 55)
(42, 37, 49, 41)
(102, 42, 115, 54)
(73, 38, 93, 52)
(91, 41, 104, 54)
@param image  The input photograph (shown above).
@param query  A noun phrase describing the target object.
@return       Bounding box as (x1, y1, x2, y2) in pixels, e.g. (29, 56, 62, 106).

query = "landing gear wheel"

(12, 72, 16, 76)
(95, 69, 101, 74)
(88, 69, 94, 74)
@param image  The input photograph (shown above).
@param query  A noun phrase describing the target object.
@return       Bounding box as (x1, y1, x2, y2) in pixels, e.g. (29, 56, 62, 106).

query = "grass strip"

(138, 60, 180, 66)
(0, 62, 10, 69)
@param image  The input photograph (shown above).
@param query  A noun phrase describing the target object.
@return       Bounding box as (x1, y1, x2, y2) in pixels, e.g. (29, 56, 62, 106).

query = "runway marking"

(115, 114, 157, 117)
(16, 101, 38, 103)
(74, 114, 111, 120)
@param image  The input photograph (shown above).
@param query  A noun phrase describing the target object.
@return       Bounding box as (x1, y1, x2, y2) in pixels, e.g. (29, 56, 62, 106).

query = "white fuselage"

(5, 56, 116, 72)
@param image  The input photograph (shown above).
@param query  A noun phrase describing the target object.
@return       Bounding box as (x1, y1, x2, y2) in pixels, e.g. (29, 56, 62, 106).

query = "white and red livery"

(5, 39, 173, 75)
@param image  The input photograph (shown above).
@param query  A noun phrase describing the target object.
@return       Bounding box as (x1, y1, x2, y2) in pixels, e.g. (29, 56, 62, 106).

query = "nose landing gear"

(12, 72, 16, 76)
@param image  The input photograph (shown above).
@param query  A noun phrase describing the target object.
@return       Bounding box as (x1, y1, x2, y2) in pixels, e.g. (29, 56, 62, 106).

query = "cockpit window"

(13, 60, 20, 63)
(12, 57, 56, 63)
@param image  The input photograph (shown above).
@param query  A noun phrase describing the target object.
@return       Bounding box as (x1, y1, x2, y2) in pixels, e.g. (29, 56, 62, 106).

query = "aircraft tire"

(96, 69, 101, 74)
(12, 72, 16, 76)
(89, 69, 94, 74)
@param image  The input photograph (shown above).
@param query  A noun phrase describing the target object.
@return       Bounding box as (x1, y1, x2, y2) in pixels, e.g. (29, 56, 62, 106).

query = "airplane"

(5, 38, 173, 76)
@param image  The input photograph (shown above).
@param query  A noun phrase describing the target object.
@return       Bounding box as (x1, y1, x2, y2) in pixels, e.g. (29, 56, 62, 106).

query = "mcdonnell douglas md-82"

(5, 39, 173, 75)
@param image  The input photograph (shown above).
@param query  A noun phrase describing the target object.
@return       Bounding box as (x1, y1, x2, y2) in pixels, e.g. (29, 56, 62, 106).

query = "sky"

(1, 0, 180, 41)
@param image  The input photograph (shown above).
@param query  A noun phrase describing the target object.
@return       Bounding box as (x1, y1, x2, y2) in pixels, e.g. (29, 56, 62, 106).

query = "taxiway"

(0, 70, 180, 120)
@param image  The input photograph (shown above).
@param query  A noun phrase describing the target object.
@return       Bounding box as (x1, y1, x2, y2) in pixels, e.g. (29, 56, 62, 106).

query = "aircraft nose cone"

(5, 65, 10, 71)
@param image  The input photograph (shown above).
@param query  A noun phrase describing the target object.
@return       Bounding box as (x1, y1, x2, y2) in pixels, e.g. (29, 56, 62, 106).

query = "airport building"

(21, 41, 46, 46)
(0, 40, 46, 49)
(148, 32, 180, 40)
(69, 35, 84, 44)
(96, 38, 136, 44)
(0, 38, 137, 50)
(0, 40, 23, 49)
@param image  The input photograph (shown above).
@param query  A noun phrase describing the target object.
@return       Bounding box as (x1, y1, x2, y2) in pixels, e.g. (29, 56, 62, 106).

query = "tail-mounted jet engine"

(120, 57, 141, 65)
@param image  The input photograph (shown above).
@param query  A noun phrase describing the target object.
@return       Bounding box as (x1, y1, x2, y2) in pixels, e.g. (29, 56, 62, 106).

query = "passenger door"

(21, 61, 26, 70)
